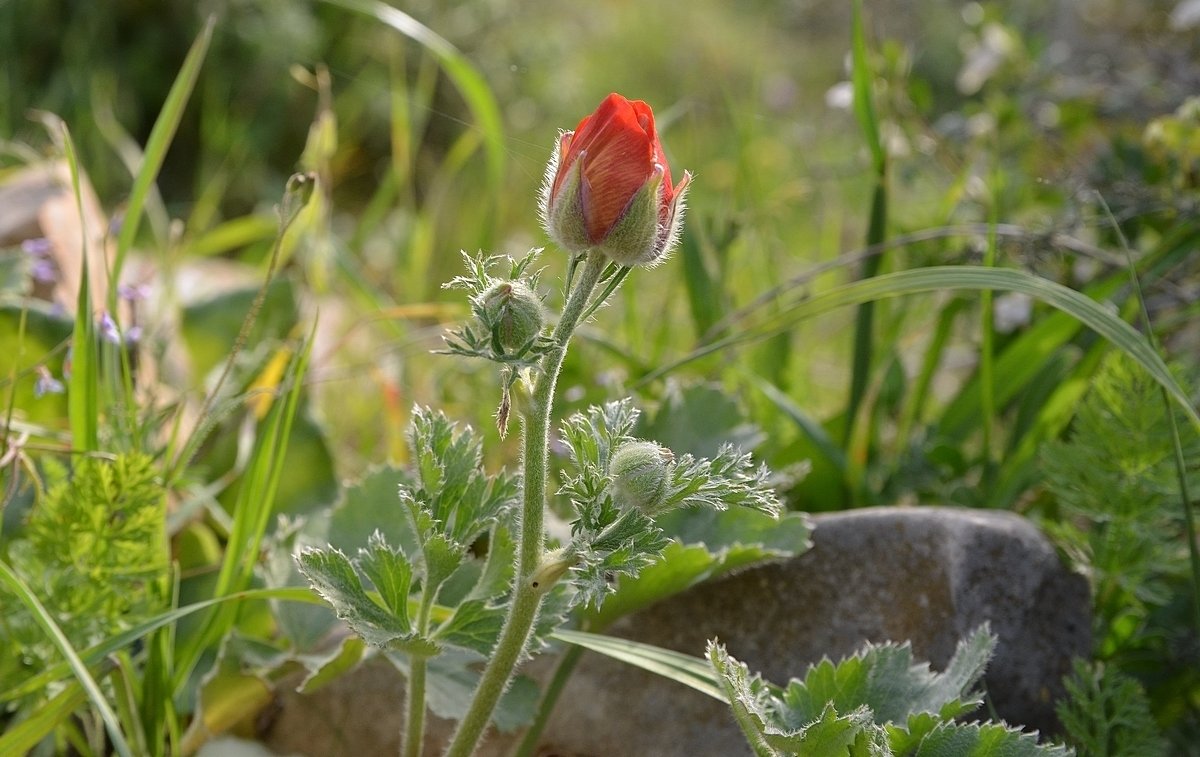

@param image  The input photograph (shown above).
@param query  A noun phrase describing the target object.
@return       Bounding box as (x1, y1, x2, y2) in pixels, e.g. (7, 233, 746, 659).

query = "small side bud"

(528, 547, 578, 594)
(609, 441, 674, 514)
(477, 280, 545, 353)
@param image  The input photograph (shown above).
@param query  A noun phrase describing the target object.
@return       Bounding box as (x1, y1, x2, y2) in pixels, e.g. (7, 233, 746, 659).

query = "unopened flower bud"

(541, 93, 691, 267)
(609, 441, 674, 514)
(478, 280, 545, 352)
(528, 547, 577, 594)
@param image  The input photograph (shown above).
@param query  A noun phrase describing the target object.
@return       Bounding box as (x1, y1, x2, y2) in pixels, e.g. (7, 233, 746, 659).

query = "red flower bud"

(541, 93, 692, 266)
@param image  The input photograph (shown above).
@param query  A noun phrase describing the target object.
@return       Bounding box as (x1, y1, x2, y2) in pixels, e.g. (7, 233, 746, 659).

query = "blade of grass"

(850, 0, 884, 178)
(844, 0, 888, 451)
(0, 560, 133, 757)
(0, 679, 89, 755)
(640, 266, 1200, 431)
(979, 205, 999, 486)
(110, 16, 214, 305)
(551, 629, 725, 702)
(60, 120, 100, 452)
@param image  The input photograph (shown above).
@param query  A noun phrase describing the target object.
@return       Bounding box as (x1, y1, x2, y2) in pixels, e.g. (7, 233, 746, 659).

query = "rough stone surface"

(535, 507, 1090, 757)
(263, 507, 1090, 756)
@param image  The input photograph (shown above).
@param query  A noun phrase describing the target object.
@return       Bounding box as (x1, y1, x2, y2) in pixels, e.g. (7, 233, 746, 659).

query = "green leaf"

(0, 680, 88, 755)
(1, 587, 319, 704)
(295, 547, 434, 654)
(560, 397, 642, 474)
(850, 0, 884, 176)
(901, 721, 1072, 757)
(319, 0, 505, 200)
(569, 507, 670, 610)
(780, 625, 995, 726)
(659, 443, 781, 516)
(328, 465, 421, 557)
(708, 639, 782, 757)
(433, 599, 506, 656)
(296, 636, 367, 695)
(357, 532, 413, 623)
(708, 641, 875, 757)
(403, 406, 519, 552)
(466, 525, 515, 602)
(0, 560, 133, 757)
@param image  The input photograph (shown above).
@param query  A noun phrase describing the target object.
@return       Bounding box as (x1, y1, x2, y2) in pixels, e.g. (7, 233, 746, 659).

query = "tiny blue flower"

(34, 366, 65, 398)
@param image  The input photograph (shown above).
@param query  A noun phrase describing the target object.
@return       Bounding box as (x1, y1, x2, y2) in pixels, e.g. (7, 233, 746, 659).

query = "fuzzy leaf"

(660, 443, 781, 516)
(401, 407, 519, 571)
(295, 547, 434, 655)
(779, 625, 995, 727)
(708, 640, 875, 757)
(569, 507, 670, 610)
(433, 599, 506, 656)
(900, 720, 1072, 757)
(327, 465, 421, 557)
(356, 532, 413, 623)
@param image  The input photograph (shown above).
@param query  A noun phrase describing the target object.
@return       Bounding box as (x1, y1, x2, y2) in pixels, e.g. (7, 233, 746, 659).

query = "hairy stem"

(404, 589, 437, 757)
(445, 250, 607, 757)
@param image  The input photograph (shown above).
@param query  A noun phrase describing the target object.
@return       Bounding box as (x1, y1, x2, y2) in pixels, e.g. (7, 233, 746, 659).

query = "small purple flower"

(21, 238, 52, 256)
(99, 312, 122, 344)
(126, 325, 143, 343)
(118, 282, 151, 302)
(31, 258, 57, 284)
(34, 366, 65, 398)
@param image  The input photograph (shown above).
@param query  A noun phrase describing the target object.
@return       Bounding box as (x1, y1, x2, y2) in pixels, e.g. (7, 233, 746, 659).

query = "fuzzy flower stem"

(445, 250, 607, 757)
(403, 587, 437, 757)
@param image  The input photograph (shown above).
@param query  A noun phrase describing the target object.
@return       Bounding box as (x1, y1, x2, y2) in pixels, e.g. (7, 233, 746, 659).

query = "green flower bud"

(478, 280, 545, 352)
(528, 547, 577, 594)
(609, 441, 674, 513)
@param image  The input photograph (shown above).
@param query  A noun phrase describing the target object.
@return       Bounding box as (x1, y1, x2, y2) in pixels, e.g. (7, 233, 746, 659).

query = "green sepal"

(547, 154, 591, 253)
(597, 167, 664, 266)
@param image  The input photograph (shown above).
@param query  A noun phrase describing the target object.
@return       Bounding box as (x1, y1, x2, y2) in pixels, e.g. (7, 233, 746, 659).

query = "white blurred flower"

(825, 81, 854, 110)
(993, 291, 1033, 333)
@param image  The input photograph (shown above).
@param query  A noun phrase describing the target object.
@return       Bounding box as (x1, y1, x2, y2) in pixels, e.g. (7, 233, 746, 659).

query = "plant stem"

(444, 250, 607, 757)
(510, 644, 584, 757)
(404, 589, 437, 757)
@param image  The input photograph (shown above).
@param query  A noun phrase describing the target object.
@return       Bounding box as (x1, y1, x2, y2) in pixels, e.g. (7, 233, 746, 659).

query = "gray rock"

(264, 507, 1090, 756)
(535, 506, 1090, 756)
